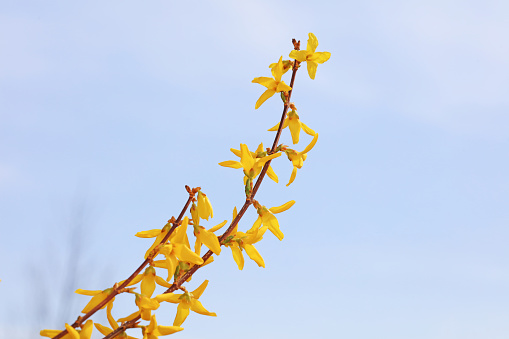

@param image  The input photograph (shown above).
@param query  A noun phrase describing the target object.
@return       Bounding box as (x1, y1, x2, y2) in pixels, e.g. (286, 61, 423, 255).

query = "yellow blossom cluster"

(40, 33, 329, 339)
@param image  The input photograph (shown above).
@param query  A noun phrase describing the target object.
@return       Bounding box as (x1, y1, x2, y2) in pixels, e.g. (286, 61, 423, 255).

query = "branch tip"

(292, 38, 300, 50)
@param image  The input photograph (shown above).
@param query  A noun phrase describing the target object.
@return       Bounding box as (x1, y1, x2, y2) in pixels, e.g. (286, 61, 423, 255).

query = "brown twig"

(51, 190, 195, 339)
(174, 42, 301, 287)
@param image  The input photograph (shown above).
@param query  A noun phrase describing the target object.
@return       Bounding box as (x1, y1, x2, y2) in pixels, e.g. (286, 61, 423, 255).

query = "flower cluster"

(41, 33, 329, 339)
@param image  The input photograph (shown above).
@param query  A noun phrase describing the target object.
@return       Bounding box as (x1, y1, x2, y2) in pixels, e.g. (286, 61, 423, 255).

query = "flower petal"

(140, 308, 152, 321)
(307, 61, 318, 80)
(266, 165, 278, 183)
(257, 152, 281, 166)
(93, 323, 112, 336)
(248, 225, 268, 244)
(138, 295, 160, 310)
(289, 50, 308, 62)
(106, 301, 118, 330)
(190, 299, 217, 317)
(135, 229, 162, 238)
(288, 118, 301, 144)
(208, 220, 227, 233)
(262, 213, 284, 241)
(248, 216, 262, 233)
(240, 144, 255, 172)
(64, 324, 80, 339)
(271, 56, 285, 82)
(155, 325, 184, 336)
(194, 236, 202, 256)
(276, 81, 292, 93)
(197, 228, 221, 255)
(252, 76, 276, 88)
(301, 122, 316, 136)
(75, 289, 102, 296)
(80, 320, 94, 339)
(309, 51, 331, 64)
(205, 195, 213, 218)
(39, 330, 63, 338)
(172, 217, 189, 244)
(302, 133, 318, 154)
(144, 233, 166, 259)
(173, 243, 204, 265)
(269, 200, 295, 214)
(287, 166, 298, 187)
(146, 314, 158, 333)
(81, 292, 109, 313)
(267, 121, 280, 131)
(197, 192, 212, 220)
(155, 275, 172, 288)
(230, 245, 244, 270)
(230, 147, 242, 157)
(191, 280, 209, 299)
(174, 303, 190, 327)
(155, 293, 181, 304)
(117, 310, 140, 323)
(218, 160, 242, 169)
(307, 32, 319, 53)
(255, 89, 276, 109)
(141, 271, 156, 298)
(244, 244, 265, 268)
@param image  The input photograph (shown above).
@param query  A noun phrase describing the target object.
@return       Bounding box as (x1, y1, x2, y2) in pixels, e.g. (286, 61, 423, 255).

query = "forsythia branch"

(42, 33, 330, 339)
(103, 46, 302, 339)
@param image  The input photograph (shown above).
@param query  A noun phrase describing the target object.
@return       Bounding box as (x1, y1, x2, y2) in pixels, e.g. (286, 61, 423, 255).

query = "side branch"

(52, 190, 195, 339)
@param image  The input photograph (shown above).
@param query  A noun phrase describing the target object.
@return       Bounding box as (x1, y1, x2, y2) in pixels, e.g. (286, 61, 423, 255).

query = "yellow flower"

(135, 222, 172, 259)
(40, 320, 93, 339)
(118, 293, 160, 322)
(122, 265, 172, 298)
(197, 191, 213, 220)
(252, 56, 292, 109)
(268, 109, 316, 144)
(219, 143, 281, 190)
(289, 33, 331, 80)
(75, 288, 115, 314)
(94, 302, 138, 339)
(136, 293, 161, 321)
(222, 207, 267, 270)
(137, 217, 204, 280)
(269, 59, 293, 75)
(193, 219, 227, 256)
(251, 200, 295, 240)
(285, 133, 318, 186)
(155, 280, 216, 326)
(224, 142, 280, 184)
(142, 315, 184, 339)
(190, 196, 226, 256)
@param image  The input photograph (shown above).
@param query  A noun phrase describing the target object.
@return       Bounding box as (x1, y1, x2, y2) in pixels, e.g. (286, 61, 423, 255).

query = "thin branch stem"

(51, 192, 194, 339)
(177, 57, 300, 286)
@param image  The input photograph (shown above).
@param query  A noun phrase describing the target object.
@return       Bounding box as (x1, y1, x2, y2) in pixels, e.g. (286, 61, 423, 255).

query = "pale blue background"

(1, 1, 508, 338)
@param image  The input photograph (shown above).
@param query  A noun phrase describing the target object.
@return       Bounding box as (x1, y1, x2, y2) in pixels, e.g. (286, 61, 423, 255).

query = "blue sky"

(1, 1, 508, 338)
